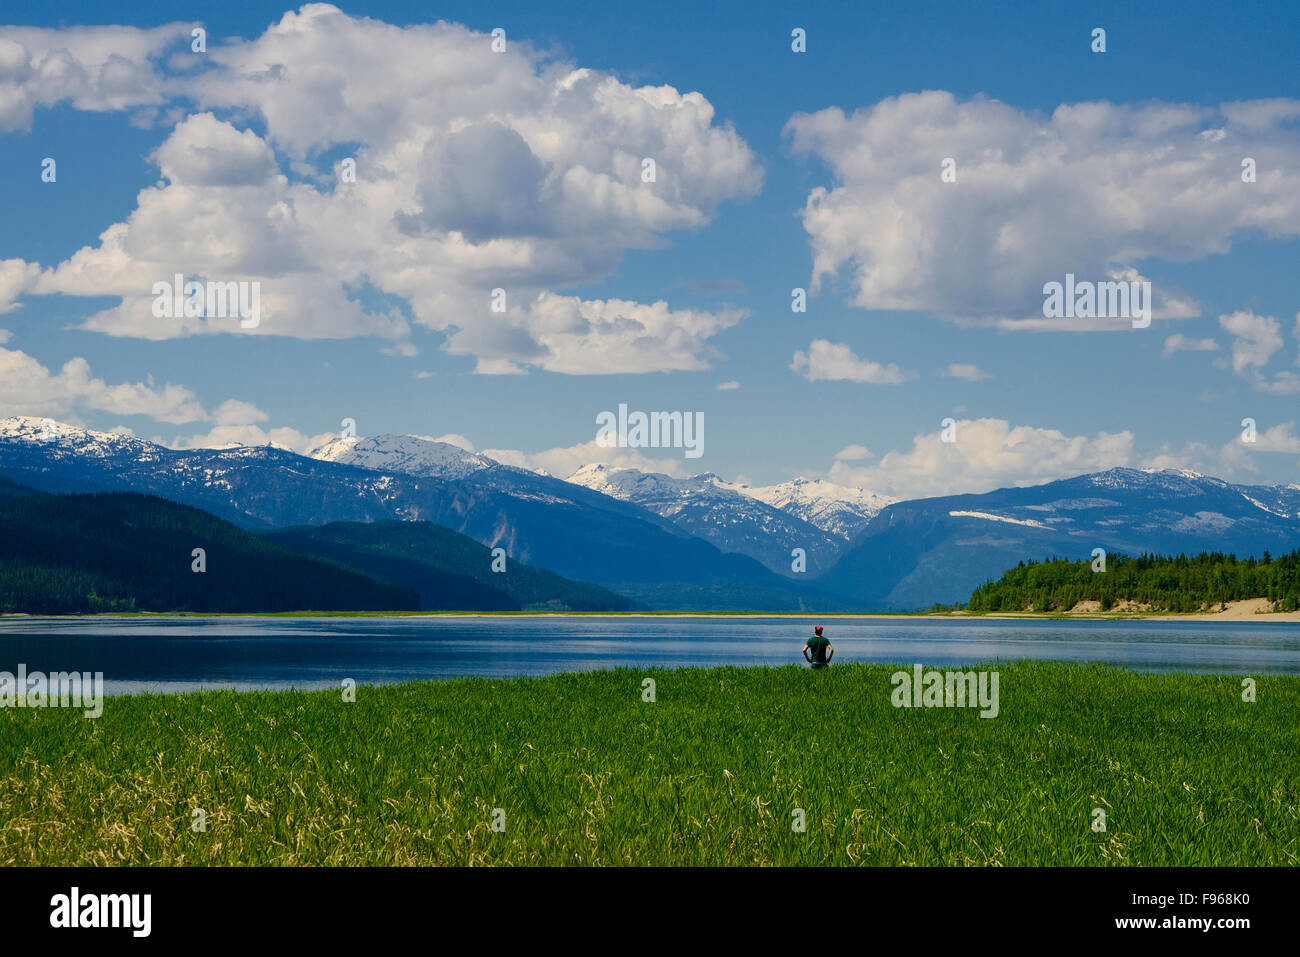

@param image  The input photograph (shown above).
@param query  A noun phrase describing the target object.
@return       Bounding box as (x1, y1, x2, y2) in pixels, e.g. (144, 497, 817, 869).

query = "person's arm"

(825, 643, 834, 662)
(802, 642, 813, 662)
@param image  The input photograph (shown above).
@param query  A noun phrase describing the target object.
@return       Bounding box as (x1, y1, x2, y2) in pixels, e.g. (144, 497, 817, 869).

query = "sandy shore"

(1126, 598, 1300, 622)
(933, 597, 1300, 622)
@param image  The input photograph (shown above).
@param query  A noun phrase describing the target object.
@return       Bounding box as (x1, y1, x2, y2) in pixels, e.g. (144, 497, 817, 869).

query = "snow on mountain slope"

(567, 463, 737, 511)
(733, 478, 897, 540)
(947, 510, 1051, 529)
(822, 467, 1300, 610)
(0, 415, 156, 460)
(0, 419, 835, 610)
(9, 419, 1300, 613)
(566, 463, 847, 574)
(309, 433, 497, 480)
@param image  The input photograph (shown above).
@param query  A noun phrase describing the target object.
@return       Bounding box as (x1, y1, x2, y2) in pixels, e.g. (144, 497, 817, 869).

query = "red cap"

(814, 626, 823, 635)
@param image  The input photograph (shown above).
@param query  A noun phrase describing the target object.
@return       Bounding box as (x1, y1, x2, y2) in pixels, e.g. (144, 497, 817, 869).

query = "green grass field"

(1, 662, 1296, 865)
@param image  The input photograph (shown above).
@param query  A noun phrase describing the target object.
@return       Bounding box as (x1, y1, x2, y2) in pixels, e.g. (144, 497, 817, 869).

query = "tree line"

(963, 550, 1300, 613)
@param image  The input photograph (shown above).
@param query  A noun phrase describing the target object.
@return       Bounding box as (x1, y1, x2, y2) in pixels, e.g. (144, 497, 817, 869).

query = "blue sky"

(1, 0, 1298, 497)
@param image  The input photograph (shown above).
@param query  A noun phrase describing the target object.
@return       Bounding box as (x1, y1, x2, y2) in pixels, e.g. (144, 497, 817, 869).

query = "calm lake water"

(2, 615, 1300, 695)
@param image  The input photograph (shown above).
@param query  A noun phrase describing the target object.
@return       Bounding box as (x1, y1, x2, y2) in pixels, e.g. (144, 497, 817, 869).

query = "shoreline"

(4, 599, 1300, 623)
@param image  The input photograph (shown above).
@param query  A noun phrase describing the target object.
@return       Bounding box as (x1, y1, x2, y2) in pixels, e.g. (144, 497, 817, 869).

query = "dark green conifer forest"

(966, 551, 1300, 613)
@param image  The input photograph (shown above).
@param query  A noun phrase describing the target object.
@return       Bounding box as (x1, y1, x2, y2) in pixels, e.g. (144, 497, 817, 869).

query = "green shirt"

(806, 635, 829, 663)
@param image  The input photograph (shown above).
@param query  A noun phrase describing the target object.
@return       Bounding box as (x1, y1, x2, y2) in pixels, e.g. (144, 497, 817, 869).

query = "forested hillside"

(264, 521, 636, 611)
(0, 475, 35, 501)
(966, 551, 1300, 613)
(0, 491, 419, 614)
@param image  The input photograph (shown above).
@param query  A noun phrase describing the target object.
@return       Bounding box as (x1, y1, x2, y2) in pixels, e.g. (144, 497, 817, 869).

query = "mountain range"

(733, 478, 896, 541)
(822, 468, 1300, 608)
(0, 418, 853, 611)
(564, 464, 847, 575)
(4, 416, 1300, 611)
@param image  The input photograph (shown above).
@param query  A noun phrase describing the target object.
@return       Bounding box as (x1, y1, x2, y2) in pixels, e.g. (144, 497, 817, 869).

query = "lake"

(3, 614, 1300, 695)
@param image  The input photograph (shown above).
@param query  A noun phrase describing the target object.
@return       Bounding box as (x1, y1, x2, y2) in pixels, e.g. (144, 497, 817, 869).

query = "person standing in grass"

(803, 625, 833, 669)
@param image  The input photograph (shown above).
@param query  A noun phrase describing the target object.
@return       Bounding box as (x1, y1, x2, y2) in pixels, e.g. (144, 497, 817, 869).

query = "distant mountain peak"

(1138, 466, 1206, 479)
(823, 464, 1300, 611)
(308, 433, 497, 479)
(563, 462, 850, 575)
(734, 477, 897, 540)
(566, 464, 731, 497)
(1083, 466, 1226, 491)
(564, 462, 893, 548)
(0, 416, 150, 457)
(1, 415, 122, 442)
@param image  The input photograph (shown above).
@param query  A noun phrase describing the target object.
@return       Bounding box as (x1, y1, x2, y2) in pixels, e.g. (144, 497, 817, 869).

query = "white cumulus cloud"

(0, 345, 206, 423)
(1220, 309, 1284, 372)
(791, 339, 912, 384)
(1163, 334, 1219, 357)
(9, 6, 762, 375)
(828, 417, 1135, 498)
(833, 444, 873, 461)
(786, 92, 1300, 326)
(942, 362, 991, 381)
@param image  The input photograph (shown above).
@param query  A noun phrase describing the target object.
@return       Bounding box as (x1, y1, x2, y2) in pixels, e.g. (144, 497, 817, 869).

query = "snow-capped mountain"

(0, 416, 159, 464)
(0, 418, 848, 611)
(565, 464, 847, 575)
(732, 478, 896, 540)
(310, 433, 497, 480)
(821, 466, 1300, 609)
(8, 417, 1300, 611)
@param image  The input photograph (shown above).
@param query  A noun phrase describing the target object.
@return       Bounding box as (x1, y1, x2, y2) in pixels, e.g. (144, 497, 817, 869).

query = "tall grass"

(1, 662, 1296, 865)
